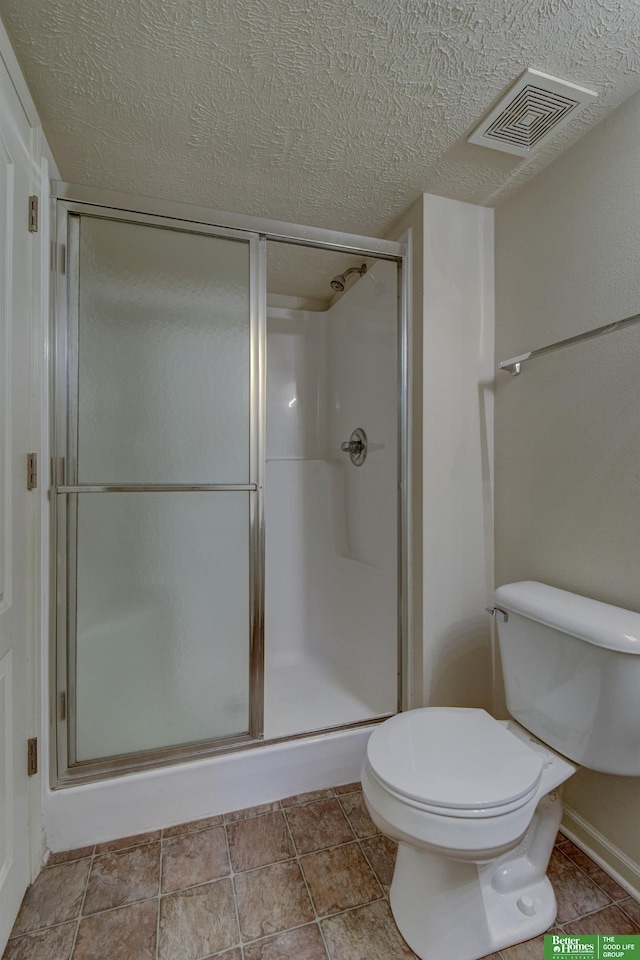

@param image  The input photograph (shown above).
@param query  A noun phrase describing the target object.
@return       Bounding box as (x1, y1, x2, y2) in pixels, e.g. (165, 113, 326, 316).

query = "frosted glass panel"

(76, 217, 250, 484)
(73, 492, 250, 761)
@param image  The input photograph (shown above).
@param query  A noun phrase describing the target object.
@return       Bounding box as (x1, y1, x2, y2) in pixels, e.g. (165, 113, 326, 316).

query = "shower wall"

(264, 260, 398, 740)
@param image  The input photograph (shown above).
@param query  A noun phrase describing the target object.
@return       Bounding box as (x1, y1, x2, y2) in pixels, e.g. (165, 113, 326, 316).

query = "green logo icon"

(544, 935, 640, 959)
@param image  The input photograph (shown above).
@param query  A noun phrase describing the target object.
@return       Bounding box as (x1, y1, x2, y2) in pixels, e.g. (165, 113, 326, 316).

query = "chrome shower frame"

(49, 180, 410, 787)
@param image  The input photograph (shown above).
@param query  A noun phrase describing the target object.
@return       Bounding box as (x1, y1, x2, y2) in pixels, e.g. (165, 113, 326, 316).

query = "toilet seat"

(366, 707, 544, 818)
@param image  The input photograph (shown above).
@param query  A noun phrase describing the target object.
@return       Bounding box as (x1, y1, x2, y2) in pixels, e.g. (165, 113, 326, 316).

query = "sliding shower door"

(53, 205, 264, 777)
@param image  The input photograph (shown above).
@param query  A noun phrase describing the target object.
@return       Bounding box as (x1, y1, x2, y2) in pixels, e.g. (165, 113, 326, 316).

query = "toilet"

(362, 581, 640, 960)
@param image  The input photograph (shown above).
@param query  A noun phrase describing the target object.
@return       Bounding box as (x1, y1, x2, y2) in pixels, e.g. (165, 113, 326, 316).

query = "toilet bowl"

(361, 581, 640, 960)
(362, 707, 576, 960)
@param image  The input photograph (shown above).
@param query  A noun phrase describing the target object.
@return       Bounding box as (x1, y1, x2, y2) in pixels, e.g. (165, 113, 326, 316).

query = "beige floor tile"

(499, 925, 562, 959)
(243, 923, 328, 960)
(548, 849, 611, 923)
(619, 897, 640, 927)
(205, 946, 238, 960)
(301, 842, 383, 917)
(224, 802, 281, 823)
(73, 899, 158, 960)
(158, 879, 238, 960)
(285, 799, 354, 855)
(234, 861, 314, 941)
(11, 860, 91, 936)
(47, 847, 94, 867)
(559, 840, 582, 857)
(83, 843, 160, 916)
(94, 830, 161, 854)
(333, 783, 361, 795)
(320, 900, 417, 959)
(360, 835, 397, 890)
(560, 844, 630, 901)
(561, 904, 640, 934)
(2, 922, 76, 960)
(161, 825, 230, 893)
(227, 812, 294, 872)
(501, 934, 549, 960)
(162, 815, 224, 839)
(281, 790, 335, 808)
(338, 793, 378, 839)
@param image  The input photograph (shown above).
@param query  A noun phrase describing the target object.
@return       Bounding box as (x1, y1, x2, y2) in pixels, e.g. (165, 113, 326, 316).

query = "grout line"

(155, 837, 164, 960)
(618, 900, 640, 927)
(280, 801, 332, 958)
(334, 789, 388, 902)
(283, 795, 356, 855)
(280, 788, 337, 811)
(224, 815, 247, 958)
(557, 898, 636, 927)
(92, 835, 161, 857)
(223, 799, 284, 826)
(7, 917, 77, 942)
(161, 818, 224, 842)
(355, 834, 388, 900)
(68, 845, 97, 958)
(276, 791, 392, 955)
(559, 850, 631, 905)
(242, 920, 326, 954)
(19, 787, 638, 960)
(556, 848, 622, 910)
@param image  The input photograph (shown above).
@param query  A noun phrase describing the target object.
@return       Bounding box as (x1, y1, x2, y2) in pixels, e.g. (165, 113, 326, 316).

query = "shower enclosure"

(264, 244, 400, 739)
(50, 183, 408, 784)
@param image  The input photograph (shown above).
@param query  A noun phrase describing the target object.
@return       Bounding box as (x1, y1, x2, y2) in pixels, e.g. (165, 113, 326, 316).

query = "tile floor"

(4, 783, 640, 960)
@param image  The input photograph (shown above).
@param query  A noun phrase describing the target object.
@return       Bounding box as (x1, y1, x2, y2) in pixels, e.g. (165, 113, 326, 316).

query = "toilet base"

(390, 842, 557, 960)
(387, 792, 564, 960)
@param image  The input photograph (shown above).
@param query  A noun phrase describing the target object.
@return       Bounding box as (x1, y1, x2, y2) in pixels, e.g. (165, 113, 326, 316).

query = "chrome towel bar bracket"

(498, 309, 640, 376)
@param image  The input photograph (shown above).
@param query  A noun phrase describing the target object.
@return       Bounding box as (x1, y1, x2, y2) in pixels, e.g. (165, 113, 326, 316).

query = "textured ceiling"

(2, 0, 640, 299)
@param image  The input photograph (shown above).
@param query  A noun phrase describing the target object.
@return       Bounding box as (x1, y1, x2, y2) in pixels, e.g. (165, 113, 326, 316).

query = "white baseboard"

(562, 805, 640, 903)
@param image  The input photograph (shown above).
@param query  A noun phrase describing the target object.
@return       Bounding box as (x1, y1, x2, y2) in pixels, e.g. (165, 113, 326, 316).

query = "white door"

(0, 50, 36, 950)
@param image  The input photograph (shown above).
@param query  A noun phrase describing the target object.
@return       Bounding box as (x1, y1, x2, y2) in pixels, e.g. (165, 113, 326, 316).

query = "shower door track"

(51, 715, 397, 787)
(57, 486, 258, 493)
(49, 181, 411, 788)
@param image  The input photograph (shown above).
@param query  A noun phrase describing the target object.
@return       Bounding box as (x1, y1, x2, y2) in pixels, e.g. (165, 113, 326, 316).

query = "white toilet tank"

(494, 581, 640, 776)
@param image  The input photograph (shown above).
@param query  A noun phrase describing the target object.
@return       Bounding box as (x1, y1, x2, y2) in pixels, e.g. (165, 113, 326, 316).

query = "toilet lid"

(367, 708, 544, 812)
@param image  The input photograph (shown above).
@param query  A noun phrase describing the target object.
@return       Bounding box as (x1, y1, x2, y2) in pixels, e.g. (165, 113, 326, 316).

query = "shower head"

(330, 263, 367, 293)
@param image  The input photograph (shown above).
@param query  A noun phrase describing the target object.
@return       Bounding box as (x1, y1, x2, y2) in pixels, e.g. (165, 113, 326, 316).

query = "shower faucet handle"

(340, 428, 368, 466)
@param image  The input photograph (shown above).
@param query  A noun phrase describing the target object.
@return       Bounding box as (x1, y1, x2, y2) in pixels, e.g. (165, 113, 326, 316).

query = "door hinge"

(60, 691, 66, 720)
(28, 195, 38, 233)
(27, 737, 38, 776)
(27, 452, 37, 490)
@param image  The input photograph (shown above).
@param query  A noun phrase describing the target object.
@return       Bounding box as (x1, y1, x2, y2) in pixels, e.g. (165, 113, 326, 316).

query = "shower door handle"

(340, 428, 368, 466)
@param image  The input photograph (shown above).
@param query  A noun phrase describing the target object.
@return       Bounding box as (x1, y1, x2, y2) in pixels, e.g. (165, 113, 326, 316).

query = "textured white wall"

(495, 91, 640, 872)
(421, 194, 495, 710)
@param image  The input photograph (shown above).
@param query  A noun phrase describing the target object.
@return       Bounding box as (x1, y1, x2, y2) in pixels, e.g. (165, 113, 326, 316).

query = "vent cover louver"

(468, 69, 597, 157)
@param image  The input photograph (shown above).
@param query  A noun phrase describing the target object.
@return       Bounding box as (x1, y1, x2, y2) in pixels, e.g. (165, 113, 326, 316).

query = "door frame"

(49, 179, 410, 787)
(0, 22, 51, 884)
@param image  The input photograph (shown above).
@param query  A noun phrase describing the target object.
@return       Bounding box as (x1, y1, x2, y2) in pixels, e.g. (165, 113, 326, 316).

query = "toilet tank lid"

(495, 582, 640, 654)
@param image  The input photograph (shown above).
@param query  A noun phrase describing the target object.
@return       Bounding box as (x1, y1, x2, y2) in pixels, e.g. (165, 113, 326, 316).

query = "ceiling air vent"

(468, 69, 597, 157)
